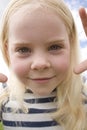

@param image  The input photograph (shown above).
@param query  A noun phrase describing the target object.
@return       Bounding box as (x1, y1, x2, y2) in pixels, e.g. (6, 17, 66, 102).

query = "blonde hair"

(0, 0, 86, 130)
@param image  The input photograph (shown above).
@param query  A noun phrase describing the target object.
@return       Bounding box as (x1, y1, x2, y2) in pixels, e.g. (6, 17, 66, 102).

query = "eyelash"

(16, 44, 62, 56)
(17, 47, 31, 55)
(48, 44, 62, 51)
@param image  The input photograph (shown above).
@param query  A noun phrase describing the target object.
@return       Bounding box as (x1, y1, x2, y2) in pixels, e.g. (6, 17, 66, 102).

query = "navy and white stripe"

(0, 90, 63, 130)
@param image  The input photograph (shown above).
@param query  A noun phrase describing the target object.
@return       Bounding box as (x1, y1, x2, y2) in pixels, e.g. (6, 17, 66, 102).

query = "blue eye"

(16, 47, 32, 57)
(18, 47, 31, 53)
(48, 44, 62, 51)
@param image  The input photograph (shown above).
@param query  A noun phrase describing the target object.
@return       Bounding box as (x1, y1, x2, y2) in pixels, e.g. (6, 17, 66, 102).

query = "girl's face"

(7, 5, 70, 96)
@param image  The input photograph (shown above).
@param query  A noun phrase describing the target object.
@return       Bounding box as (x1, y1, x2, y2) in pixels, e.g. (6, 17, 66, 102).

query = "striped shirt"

(0, 89, 63, 130)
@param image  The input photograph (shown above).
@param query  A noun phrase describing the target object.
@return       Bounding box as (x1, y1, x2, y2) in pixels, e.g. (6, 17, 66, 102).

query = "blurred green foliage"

(0, 123, 3, 130)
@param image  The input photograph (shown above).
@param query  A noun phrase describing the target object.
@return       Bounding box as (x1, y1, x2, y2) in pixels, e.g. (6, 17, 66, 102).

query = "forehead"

(9, 3, 65, 26)
(8, 3, 68, 43)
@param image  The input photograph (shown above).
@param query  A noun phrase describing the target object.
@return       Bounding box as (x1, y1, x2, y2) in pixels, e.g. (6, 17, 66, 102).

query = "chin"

(34, 90, 53, 96)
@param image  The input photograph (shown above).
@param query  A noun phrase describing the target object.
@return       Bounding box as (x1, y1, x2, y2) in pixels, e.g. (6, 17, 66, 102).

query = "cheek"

(10, 59, 29, 78)
(52, 54, 70, 74)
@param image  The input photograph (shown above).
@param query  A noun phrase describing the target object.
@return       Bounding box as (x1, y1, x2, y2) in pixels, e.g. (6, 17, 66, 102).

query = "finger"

(74, 60, 87, 74)
(79, 7, 87, 36)
(0, 73, 8, 83)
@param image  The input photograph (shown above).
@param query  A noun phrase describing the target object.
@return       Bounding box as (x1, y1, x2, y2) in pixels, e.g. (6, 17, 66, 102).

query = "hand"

(79, 7, 87, 36)
(0, 73, 8, 83)
(74, 7, 87, 74)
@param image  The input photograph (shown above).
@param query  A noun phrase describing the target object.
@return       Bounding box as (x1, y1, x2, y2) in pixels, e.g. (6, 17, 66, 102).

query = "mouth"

(28, 76, 56, 84)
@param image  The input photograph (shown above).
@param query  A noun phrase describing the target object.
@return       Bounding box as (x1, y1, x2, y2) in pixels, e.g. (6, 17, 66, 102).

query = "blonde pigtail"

(7, 71, 28, 113)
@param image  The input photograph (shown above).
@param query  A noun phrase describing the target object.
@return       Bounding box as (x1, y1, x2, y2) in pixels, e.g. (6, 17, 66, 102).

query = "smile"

(28, 76, 56, 84)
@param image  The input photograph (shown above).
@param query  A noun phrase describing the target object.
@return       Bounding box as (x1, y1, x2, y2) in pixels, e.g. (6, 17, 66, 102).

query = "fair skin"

(0, 8, 87, 92)
(7, 5, 70, 96)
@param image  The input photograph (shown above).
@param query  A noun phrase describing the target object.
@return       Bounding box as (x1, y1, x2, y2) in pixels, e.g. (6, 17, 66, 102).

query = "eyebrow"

(11, 38, 65, 45)
(12, 42, 31, 45)
(46, 38, 65, 44)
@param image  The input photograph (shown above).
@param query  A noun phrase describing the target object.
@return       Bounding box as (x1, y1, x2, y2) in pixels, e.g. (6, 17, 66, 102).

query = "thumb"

(0, 73, 8, 83)
(74, 60, 87, 74)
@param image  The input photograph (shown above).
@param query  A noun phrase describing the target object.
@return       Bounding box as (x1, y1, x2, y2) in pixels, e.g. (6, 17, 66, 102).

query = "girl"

(0, 0, 87, 130)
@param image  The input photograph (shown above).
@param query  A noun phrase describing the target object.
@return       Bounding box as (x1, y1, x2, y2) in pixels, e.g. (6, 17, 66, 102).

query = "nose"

(31, 55, 51, 71)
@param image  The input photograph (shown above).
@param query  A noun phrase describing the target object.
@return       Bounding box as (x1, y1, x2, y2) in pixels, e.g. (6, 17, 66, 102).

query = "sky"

(0, 0, 87, 77)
